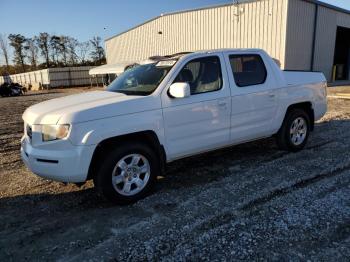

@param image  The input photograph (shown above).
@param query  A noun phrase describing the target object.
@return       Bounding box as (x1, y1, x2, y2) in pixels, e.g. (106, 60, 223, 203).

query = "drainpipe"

(310, 3, 319, 71)
(348, 48, 350, 80)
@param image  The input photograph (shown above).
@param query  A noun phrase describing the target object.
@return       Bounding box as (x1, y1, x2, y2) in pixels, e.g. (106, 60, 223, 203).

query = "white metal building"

(0, 66, 103, 90)
(105, 0, 350, 83)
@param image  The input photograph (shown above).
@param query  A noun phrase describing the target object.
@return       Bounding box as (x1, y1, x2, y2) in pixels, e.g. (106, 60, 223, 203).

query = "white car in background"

(21, 49, 327, 204)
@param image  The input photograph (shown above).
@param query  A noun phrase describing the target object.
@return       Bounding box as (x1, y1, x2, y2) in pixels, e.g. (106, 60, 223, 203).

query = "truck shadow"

(0, 119, 348, 215)
(21, 91, 61, 97)
(159, 137, 279, 189)
(0, 138, 278, 211)
(157, 116, 350, 190)
(0, 92, 62, 99)
(1, 118, 349, 261)
(0, 137, 283, 240)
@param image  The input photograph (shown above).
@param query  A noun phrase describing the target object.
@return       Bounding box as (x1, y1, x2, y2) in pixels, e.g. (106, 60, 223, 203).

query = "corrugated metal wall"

(48, 66, 97, 88)
(106, 0, 289, 68)
(286, 1, 350, 81)
(313, 5, 350, 81)
(284, 0, 316, 71)
(2, 66, 101, 90)
(312, 6, 337, 81)
(7, 69, 50, 90)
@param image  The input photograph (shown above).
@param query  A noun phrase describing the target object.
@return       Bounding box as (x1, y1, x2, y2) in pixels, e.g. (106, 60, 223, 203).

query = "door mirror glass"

(168, 82, 191, 98)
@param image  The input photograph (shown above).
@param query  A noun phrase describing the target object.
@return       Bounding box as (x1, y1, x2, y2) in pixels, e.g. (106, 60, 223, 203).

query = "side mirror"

(168, 82, 190, 98)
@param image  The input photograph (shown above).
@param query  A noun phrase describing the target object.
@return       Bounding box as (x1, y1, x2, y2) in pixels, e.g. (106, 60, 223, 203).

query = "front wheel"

(93, 142, 159, 204)
(276, 108, 311, 152)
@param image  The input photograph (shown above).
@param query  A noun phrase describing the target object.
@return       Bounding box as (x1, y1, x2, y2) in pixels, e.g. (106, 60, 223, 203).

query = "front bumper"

(21, 136, 95, 183)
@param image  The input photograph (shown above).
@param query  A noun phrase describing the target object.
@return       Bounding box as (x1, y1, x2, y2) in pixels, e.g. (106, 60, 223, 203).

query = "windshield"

(107, 62, 174, 96)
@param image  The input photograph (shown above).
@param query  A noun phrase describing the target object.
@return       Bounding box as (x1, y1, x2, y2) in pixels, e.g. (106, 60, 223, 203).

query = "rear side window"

(229, 55, 267, 87)
(174, 56, 222, 95)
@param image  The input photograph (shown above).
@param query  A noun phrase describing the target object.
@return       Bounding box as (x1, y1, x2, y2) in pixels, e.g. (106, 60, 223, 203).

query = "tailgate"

(283, 71, 326, 86)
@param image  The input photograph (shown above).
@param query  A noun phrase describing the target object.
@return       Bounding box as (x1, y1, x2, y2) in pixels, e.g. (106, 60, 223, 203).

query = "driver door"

(161, 54, 231, 160)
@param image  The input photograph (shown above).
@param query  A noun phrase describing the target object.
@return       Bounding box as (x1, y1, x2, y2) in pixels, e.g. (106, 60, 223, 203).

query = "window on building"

(174, 56, 222, 95)
(229, 55, 267, 87)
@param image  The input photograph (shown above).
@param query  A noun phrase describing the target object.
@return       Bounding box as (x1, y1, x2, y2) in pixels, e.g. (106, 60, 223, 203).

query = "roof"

(306, 0, 350, 15)
(105, 0, 350, 42)
(148, 52, 193, 61)
(89, 62, 134, 75)
(89, 52, 192, 74)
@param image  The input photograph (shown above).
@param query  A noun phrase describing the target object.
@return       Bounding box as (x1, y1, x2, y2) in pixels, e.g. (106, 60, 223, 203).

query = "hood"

(23, 91, 160, 125)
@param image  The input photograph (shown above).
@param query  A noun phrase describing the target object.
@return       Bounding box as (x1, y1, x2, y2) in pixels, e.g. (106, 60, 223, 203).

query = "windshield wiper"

(109, 90, 150, 96)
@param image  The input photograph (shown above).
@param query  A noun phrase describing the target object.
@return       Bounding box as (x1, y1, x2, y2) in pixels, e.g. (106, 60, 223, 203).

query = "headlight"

(41, 124, 70, 142)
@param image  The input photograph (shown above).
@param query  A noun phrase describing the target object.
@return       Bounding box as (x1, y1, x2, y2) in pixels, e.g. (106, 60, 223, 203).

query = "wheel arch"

(87, 130, 166, 180)
(283, 101, 315, 131)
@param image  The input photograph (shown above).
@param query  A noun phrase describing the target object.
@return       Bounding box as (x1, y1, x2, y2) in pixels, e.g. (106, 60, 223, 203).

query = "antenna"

(233, 0, 244, 22)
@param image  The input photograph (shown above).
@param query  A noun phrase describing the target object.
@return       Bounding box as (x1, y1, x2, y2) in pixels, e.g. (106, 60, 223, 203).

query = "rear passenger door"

(224, 52, 279, 143)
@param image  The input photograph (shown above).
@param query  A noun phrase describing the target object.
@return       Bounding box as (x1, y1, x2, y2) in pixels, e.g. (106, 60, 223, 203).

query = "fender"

(69, 109, 166, 151)
(274, 85, 318, 133)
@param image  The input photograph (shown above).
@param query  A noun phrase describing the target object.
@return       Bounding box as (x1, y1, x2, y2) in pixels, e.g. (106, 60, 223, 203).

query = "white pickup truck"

(21, 49, 327, 204)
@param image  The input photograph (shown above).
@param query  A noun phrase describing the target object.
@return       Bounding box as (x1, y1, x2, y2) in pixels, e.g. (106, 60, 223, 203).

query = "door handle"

(268, 94, 276, 98)
(218, 101, 227, 107)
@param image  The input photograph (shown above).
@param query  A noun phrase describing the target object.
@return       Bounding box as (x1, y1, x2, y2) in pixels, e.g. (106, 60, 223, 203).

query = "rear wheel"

(276, 108, 310, 152)
(93, 142, 159, 204)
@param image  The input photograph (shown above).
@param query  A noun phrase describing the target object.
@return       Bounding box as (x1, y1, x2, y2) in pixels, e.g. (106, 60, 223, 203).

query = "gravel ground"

(0, 87, 349, 261)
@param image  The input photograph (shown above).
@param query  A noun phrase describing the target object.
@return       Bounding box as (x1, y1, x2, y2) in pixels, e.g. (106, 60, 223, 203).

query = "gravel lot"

(0, 87, 350, 261)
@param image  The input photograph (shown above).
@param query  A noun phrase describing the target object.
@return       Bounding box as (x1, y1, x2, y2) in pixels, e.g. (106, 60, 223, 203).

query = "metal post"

(68, 68, 72, 87)
(47, 69, 50, 90)
(310, 4, 319, 71)
(40, 71, 43, 90)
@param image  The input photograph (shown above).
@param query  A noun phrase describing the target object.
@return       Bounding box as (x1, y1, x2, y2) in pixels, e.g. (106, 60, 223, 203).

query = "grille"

(26, 125, 32, 140)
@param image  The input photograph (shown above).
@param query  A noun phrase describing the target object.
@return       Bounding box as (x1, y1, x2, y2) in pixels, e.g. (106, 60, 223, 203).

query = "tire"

(93, 142, 159, 204)
(276, 108, 311, 152)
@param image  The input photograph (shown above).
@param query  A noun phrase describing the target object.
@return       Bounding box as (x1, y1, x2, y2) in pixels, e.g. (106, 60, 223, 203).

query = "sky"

(0, 0, 350, 64)
(1, 0, 349, 43)
(0, 0, 229, 42)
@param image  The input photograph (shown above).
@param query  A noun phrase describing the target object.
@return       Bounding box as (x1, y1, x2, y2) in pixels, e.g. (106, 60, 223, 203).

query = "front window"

(173, 56, 222, 95)
(107, 61, 175, 96)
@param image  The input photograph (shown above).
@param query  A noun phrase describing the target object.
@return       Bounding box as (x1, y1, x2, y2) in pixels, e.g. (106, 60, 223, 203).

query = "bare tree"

(36, 33, 50, 68)
(2, 33, 105, 70)
(78, 41, 90, 64)
(50, 35, 61, 65)
(8, 34, 27, 72)
(67, 37, 79, 66)
(58, 35, 69, 65)
(25, 38, 38, 69)
(0, 34, 10, 70)
(90, 36, 105, 65)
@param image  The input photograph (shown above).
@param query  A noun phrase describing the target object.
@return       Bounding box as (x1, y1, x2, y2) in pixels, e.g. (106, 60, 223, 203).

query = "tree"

(67, 37, 79, 66)
(78, 41, 90, 64)
(25, 37, 38, 69)
(50, 35, 61, 65)
(2, 33, 106, 71)
(8, 34, 26, 72)
(90, 36, 105, 65)
(0, 34, 10, 70)
(36, 33, 50, 68)
(58, 35, 69, 65)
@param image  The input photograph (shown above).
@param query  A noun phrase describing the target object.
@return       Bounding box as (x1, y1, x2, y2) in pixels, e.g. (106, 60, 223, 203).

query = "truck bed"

(282, 71, 326, 86)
